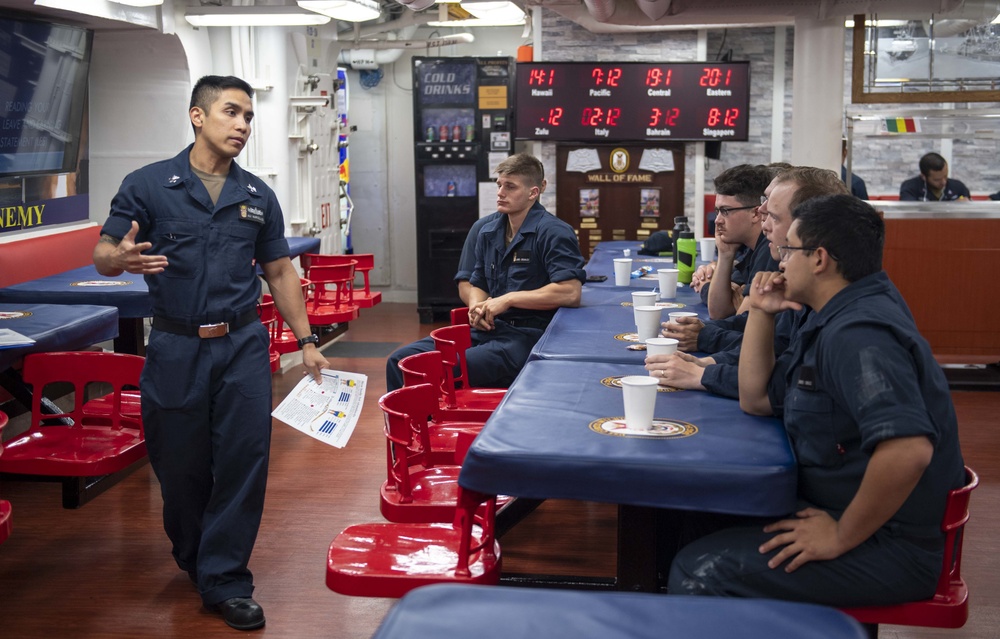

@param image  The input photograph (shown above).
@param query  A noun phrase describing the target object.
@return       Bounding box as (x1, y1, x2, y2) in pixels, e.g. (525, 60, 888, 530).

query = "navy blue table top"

(371, 584, 867, 639)
(0, 303, 119, 371)
(529, 284, 706, 365)
(589, 240, 644, 255)
(460, 359, 796, 516)
(0, 267, 150, 319)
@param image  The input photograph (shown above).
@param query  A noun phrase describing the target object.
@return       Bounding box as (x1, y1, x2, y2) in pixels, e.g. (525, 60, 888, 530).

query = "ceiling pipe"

(634, 0, 672, 21)
(583, 0, 618, 22)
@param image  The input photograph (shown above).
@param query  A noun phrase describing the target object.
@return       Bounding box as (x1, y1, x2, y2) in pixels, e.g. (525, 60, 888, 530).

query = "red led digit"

(664, 69, 672, 86)
(700, 67, 722, 87)
(723, 108, 739, 127)
(649, 107, 662, 126)
(707, 108, 721, 126)
(666, 108, 680, 126)
(608, 107, 620, 126)
(607, 68, 621, 87)
(724, 69, 732, 86)
(645, 69, 661, 87)
(547, 107, 563, 126)
(592, 68, 604, 85)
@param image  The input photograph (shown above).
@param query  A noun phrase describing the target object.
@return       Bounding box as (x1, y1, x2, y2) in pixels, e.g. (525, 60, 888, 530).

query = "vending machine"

(412, 56, 514, 322)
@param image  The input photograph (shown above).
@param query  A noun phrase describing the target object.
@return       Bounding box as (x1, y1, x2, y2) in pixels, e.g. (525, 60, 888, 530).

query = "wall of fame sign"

(556, 143, 684, 257)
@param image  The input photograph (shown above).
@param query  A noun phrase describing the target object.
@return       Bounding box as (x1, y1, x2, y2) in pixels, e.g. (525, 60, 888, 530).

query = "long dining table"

(370, 584, 867, 639)
(458, 358, 796, 592)
(528, 283, 707, 365)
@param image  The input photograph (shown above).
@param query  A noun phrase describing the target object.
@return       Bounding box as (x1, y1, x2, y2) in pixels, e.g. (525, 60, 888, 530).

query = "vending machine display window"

(423, 164, 477, 198)
(421, 108, 476, 143)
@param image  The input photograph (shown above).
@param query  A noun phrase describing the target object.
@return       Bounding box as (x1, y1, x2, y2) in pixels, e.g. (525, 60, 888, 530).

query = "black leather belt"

(152, 308, 258, 339)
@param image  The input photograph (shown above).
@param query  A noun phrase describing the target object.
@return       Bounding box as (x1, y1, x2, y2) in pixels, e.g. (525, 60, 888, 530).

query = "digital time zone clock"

(514, 61, 750, 142)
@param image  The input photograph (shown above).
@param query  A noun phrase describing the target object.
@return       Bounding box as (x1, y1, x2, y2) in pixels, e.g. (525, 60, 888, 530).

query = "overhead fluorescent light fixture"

(35, 0, 160, 27)
(427, 16, 525, 26)
(457, 0, 524, 23)
(185, 6, 332, 27)
(109, 0, 163, 6)
(298, 0, 381, 23)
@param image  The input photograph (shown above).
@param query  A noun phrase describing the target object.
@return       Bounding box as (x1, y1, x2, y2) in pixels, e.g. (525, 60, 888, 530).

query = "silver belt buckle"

(198, 322, 229, 339)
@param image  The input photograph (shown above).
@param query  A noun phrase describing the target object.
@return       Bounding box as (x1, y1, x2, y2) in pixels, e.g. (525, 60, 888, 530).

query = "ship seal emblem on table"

(589, 417, 698, 439)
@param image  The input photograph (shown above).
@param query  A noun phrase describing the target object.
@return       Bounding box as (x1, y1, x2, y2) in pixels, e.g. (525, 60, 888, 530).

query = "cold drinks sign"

(417, 61, 476, 105)
(514, 61, 750, 142)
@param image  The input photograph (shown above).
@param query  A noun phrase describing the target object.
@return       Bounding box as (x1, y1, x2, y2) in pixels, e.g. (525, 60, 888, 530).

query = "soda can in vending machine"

(452, 125, 462, 141)
(446, 181, 456, 197)
(426, 126, 435, 142)
(465, 124, 474, 141)
(439, 124, 449, 141)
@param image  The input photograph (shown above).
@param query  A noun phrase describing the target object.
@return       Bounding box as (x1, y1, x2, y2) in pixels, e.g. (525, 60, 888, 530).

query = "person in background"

(899, 152, 970, 201)
(840, 138, 868, 200)
(94, 75, 327, 631)
(386, 155, 583, 391)
(668, 195, 965, 607)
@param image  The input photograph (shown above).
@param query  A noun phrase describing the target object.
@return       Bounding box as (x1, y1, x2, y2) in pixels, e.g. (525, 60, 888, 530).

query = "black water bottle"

(671, 216, 690, 264)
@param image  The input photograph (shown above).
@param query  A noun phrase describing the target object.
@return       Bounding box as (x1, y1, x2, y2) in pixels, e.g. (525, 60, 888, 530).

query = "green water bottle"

(676, 229, 697, 284)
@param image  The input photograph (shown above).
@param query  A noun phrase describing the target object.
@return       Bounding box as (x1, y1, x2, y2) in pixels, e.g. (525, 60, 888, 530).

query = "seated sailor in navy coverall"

(94, 75, 328, 631)
(385, 154, 584, 391)
(648, 167, 848, 398)
(668, 195, 965, 607)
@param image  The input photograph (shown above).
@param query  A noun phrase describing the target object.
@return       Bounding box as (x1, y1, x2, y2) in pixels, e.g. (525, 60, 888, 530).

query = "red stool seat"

(841, 466, 979, 634)
(0, 352, 146, 479)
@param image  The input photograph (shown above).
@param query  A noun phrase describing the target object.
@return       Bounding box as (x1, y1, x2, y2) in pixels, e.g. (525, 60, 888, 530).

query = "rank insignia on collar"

(168, 175, 180, 183)
(247, 183, 257, 193)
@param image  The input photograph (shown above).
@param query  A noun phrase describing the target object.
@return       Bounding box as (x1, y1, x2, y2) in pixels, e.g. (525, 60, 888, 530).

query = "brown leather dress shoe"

(213, 597, 265, 631)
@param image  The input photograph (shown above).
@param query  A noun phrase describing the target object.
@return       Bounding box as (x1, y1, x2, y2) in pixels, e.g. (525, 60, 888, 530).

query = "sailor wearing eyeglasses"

(670, 194, 965, 608)
(700, 164, 778, 321)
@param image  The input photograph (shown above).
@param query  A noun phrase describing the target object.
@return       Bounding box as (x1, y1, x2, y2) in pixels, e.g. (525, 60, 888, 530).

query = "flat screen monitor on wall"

(0, 15, 93, 179)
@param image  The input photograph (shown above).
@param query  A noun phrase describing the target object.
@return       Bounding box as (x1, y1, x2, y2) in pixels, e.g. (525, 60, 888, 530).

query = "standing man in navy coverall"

(94, 76, 328, 631)
(668, 195, 965, 607)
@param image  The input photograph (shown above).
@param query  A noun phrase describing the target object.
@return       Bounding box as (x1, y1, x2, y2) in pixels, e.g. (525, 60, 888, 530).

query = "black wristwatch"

(297, 334, 320, 349)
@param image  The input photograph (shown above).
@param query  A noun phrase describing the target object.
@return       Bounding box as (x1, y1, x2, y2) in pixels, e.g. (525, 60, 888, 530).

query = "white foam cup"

(631, 291, 657, 325)
(656, 268, 679, 300)
(613, 258, 633, 287)
(700, 238, 716, 262)
(645, 337, 679, 360)
(634, 305, 663, 342)
(620, 376, 659, 431)
(668, 311, 699, 325)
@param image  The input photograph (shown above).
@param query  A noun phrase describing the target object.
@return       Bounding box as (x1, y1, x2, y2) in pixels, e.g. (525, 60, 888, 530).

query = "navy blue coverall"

(669, 272, 966, 607)
(102, 145, 289, 607)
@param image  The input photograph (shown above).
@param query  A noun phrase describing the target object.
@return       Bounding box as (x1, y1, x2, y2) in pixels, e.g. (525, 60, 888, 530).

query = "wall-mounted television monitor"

(0, 15, 93, 178)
